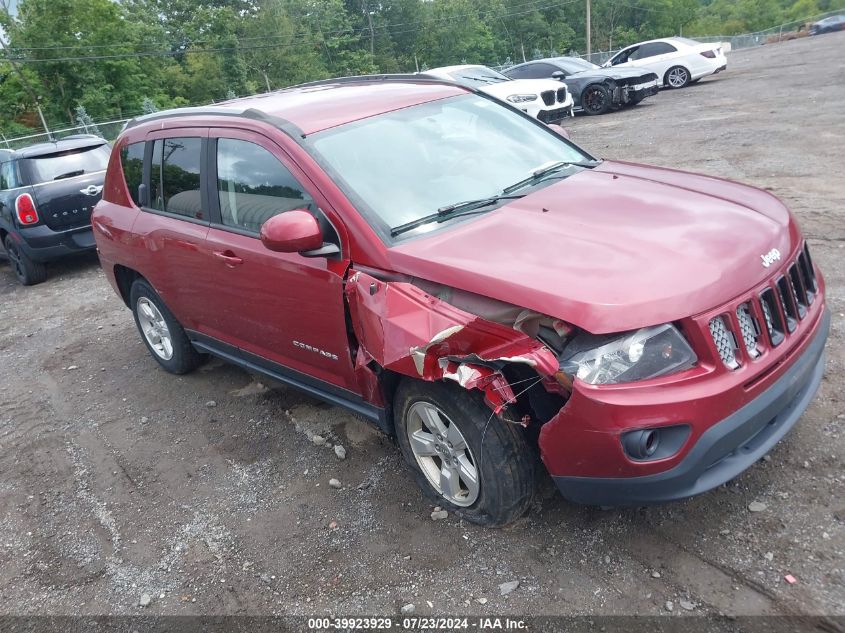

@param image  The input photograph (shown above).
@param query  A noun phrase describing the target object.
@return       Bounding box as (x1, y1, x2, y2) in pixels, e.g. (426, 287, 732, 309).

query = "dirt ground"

(0, 33, 843, 622)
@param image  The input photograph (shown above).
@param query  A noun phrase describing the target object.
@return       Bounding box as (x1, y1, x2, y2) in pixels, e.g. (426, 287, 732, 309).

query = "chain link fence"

(1, 118, 130, 150)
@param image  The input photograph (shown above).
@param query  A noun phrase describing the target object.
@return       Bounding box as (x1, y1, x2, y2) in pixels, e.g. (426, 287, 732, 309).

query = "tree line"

(0, 0, 842, 136)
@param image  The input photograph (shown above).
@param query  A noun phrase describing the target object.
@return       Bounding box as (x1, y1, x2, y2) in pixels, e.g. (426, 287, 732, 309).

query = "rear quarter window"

(120, 142, 145, 206)
(0, 160, 21, 190)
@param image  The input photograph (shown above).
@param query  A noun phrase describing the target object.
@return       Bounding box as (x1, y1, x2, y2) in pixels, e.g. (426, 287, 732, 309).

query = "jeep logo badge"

(760, 248, 781, 268)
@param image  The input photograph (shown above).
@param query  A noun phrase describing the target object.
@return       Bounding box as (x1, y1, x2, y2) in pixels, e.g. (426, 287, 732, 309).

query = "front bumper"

(624, 82, 660, 102)
(14, 223, 96, 262)
(552, 309, 829, 506)
(537, 105, 574, 123)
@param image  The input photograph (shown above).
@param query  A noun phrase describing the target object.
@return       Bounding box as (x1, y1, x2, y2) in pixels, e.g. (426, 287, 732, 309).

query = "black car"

(504, 57, 660, 115)
(809, 15, 845, 35)
(0, 135, 110, 285)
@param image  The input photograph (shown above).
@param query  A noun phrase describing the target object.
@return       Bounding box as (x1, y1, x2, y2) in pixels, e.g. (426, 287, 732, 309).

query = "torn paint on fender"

(345, 270, 559, 413)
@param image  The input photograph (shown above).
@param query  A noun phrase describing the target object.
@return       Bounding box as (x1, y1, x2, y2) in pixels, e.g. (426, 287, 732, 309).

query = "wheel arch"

(114, 264, 144, 307)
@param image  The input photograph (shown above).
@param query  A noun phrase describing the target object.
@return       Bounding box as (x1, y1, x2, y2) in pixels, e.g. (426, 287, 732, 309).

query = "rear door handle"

(213, 250, 244, 267)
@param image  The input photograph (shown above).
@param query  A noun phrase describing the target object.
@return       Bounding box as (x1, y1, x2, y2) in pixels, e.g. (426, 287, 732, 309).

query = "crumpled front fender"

(345, 270, 560, 413)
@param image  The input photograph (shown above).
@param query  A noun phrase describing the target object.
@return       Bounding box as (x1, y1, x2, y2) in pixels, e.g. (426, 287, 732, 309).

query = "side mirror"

(547, 123, 571, 140)
(602, 60, 612, 68)
(551, 71, 565, 80)
(260, 210, 324, 253)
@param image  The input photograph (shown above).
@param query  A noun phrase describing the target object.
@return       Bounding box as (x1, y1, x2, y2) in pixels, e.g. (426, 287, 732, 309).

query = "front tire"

(664, 65, 691, 89)
(4, 235, 47, 286)
(580, 84, 611, 115)
(130, 279, 203, 375)
(394, 379, 534, 527)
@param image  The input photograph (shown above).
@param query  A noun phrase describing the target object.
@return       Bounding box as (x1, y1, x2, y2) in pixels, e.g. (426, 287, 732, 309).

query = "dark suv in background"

(0, 135, 110, 285)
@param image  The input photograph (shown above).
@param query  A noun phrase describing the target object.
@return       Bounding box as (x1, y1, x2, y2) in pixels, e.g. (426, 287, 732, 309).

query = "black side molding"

(186, 330, 392, 435)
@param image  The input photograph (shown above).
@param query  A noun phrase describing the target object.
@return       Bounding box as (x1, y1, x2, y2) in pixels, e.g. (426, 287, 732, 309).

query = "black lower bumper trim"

(554, 309, 830, 506)
(15, 225, 96, 262)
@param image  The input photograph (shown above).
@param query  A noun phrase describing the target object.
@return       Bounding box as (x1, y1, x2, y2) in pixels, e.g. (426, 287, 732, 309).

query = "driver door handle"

(213, 250, 244, 268)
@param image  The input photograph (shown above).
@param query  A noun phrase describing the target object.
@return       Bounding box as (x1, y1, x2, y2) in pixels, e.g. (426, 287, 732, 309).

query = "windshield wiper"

(502, 160, 600, 195)
(459, 75, 501, 84)
(391, 193, 525, 237)
(53, 169, 85, 180)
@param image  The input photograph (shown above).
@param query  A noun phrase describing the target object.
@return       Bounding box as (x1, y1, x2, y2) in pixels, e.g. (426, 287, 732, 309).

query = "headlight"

(560, 324, 697, 385)
(506, 94, 538, 103)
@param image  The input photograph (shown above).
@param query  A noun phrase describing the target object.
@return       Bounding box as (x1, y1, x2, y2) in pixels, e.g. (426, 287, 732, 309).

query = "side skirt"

(186, 330, 392, 435)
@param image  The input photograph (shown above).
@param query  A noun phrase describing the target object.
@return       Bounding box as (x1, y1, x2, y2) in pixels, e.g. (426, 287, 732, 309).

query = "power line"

(1, 0, 580, 63)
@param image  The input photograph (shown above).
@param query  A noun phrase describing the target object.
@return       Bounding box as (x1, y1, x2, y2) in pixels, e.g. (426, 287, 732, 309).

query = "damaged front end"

(344, 269, 572, 423)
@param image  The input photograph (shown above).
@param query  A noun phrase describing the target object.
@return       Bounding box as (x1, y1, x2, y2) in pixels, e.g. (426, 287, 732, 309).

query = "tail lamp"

(15, 193, 39, 225)
(700, 50, 717, 59)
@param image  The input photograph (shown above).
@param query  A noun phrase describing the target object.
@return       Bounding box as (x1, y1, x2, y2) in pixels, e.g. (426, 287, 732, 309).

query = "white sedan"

(603, 37, 727, 89)
(423, 65, 574, 123)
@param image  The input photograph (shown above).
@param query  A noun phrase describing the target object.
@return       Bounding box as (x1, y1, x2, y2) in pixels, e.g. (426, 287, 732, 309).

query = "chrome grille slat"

(788, 264, 807, 318)
(759, 288, 785, 347)
(708, 244, 817, 367)
(709, 316, 739, 369)
(776, 275, 798, 332)
(797, 251, 815, 304)
(736, 303, 760, 358)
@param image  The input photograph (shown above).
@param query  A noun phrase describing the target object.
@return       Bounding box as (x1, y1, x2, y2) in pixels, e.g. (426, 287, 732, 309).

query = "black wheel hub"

(584, 88, 606, 112)
(6, 243, 25, 281)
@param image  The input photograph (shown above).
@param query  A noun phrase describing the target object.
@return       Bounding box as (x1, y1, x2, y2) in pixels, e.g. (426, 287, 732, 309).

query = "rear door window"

(509, 63, 559, 79)
(632, 42, 677, 59)
(120, 142, 145, 206)
(25, 144, 110, 183)
(215, 138, 315, 233)
(150, 137, 204, 220)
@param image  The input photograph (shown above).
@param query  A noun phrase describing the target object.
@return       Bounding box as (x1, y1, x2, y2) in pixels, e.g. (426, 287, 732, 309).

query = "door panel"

(203, 227, 356, 389)
(199, 128, 358, 392)
(131, 128, 211, 327)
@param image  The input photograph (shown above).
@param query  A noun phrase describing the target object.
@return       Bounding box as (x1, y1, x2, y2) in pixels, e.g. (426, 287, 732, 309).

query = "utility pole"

(586, 0, 592, 58)
(0, 37, 53, 140)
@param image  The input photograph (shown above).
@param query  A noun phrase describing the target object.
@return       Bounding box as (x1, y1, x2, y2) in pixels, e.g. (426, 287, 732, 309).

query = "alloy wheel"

(406, 401, 480, 507)
(583, 87, 607, 113)
(137, 297, 174, 360)
(668, 67, 689, 88)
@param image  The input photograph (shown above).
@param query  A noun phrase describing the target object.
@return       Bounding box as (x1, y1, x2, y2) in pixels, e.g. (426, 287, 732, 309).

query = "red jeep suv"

(92, 76, 828, 526)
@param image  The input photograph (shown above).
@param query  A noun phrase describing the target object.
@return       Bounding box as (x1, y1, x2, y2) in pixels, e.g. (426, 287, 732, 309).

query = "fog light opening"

(622, 424, 690, 462)
(642, 430, 659, 457)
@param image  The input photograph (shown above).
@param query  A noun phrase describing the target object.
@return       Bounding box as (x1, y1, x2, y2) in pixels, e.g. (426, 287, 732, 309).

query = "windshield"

(309, 94, 592, 238)
(25, 144, 110, 183)
(450, 66, 509, 84)
(559, 57, 599, 72)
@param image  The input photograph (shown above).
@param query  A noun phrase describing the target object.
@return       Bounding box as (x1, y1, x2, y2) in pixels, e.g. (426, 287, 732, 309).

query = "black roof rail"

(123, 106, 303, 137)
(121, 74, 472, 140)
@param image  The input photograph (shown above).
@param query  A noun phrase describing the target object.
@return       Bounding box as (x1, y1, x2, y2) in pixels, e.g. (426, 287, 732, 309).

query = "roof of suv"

(127, 76, 469, 137)
(9, 135, 107, 160)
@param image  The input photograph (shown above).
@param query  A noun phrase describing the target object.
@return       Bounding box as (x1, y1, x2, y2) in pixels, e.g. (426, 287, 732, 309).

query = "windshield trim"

(302, 92, 597, 246)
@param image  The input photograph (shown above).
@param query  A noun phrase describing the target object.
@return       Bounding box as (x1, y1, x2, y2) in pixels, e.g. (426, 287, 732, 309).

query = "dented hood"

(388, 161, 800, 334)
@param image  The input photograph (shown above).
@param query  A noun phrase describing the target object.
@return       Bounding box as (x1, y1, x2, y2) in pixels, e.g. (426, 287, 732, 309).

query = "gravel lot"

(0, 33, 843, 623)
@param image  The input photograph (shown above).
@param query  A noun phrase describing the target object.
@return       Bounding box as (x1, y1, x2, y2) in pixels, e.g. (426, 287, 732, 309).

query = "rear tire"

(4, 235, 47, 286)
(129, 279, 203, 375)
(394, 379, 535, 527)
(664, 65, 691, 89)
(580, 84, 611, 115)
